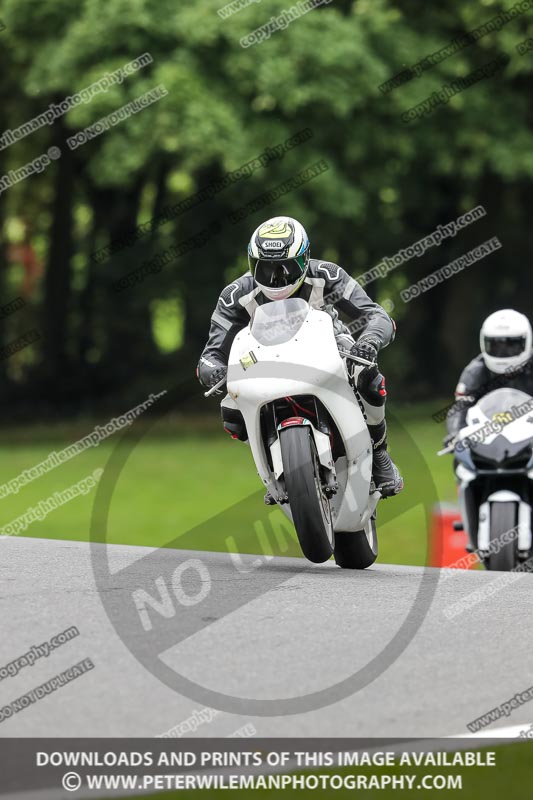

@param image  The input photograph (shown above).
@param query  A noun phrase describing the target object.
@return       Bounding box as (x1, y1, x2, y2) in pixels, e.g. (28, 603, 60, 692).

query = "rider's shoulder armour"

(308, 260, 344, 283)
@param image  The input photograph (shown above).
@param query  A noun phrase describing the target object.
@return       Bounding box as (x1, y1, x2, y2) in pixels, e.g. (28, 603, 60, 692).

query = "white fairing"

(227, 299, 377, 532)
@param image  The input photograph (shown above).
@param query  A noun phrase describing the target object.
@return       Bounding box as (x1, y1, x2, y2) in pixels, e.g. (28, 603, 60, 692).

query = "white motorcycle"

(206, 297, 382, 568)
(439, 387, 533, 570)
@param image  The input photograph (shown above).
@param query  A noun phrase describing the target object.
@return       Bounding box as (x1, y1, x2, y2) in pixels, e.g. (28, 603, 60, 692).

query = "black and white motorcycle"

(439, 387, 533, 570)
(205, 297, 382, 568)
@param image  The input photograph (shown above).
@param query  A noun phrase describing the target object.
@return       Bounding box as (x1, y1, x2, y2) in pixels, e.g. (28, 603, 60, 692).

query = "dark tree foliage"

(0, 0, 531, 417)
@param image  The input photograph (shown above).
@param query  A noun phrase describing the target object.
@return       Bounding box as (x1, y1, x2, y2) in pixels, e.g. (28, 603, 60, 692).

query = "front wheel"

(486, 502, 518, 571)
(280, 426, 333, 563)
(334, 518, 378, 569)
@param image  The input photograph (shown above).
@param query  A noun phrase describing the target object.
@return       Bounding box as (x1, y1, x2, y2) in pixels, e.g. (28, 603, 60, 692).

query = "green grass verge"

(0, 404, 456, 565)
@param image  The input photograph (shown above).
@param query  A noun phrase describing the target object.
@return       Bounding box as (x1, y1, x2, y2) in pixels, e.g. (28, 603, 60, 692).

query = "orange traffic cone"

(429, 502, 474, 569)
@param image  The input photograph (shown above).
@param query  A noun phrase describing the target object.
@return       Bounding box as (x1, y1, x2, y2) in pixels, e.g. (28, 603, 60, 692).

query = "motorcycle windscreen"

(250, 298, 309, 346)
(475, 387, 533, 424)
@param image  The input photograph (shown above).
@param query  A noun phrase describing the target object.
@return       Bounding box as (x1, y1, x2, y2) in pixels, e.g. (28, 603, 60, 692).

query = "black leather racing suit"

(446, 354, 533, 437)
(197, 259, 395, 438)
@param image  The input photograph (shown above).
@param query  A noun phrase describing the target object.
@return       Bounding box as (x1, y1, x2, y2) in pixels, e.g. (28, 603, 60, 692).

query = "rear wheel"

(334, 518, 378, 569)
(280, 426, 333, 563)
(486, 502, 518, 571)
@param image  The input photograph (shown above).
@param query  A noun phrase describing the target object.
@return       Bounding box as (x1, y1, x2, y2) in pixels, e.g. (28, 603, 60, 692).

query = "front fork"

(261, 401, 338, 502)
(476, 490, 532, 558)
(269, 417, 337, 503)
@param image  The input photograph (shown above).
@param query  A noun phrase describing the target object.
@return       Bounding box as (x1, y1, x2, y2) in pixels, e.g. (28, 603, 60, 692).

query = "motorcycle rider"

(445, 309, 533, 442)
(197, 216, 403, 497)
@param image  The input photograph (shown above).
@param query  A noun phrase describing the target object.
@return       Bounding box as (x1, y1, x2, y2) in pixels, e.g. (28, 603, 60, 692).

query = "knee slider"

(358, 368, 387, 407)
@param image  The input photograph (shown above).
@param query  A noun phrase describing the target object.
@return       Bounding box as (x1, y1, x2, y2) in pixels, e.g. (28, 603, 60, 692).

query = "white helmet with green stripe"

(248, 216, 310, 300)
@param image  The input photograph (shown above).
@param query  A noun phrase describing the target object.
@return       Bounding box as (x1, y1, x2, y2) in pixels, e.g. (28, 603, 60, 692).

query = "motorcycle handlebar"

(437, 443, 455, 456)
(338, 350, 376, 368)
(203, 377, 226, 398)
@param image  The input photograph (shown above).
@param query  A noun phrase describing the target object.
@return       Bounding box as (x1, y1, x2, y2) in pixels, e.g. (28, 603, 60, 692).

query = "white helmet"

(480, 309, 532, 374)
(248, 216, 310, 301)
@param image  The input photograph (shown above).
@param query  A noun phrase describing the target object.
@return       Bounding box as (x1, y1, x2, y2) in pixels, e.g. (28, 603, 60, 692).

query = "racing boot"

(368, 421, 403, 497)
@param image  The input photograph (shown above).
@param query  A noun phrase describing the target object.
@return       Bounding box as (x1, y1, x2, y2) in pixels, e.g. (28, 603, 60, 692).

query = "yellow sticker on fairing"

(240, 351, 258, 370)
(492, 411, 513, 424)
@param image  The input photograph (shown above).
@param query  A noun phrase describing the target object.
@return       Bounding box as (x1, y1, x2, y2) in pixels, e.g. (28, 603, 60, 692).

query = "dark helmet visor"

(484, 336, 526, 357)
(252, 257, 306, 288)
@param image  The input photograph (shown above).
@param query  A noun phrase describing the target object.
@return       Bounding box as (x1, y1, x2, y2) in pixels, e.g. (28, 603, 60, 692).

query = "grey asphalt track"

(1, 536, 533, 737)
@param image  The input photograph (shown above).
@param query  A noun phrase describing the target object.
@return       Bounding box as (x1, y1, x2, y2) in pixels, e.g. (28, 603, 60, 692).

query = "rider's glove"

(207, 366, 227, 395)
(350, 336, 379, 365)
